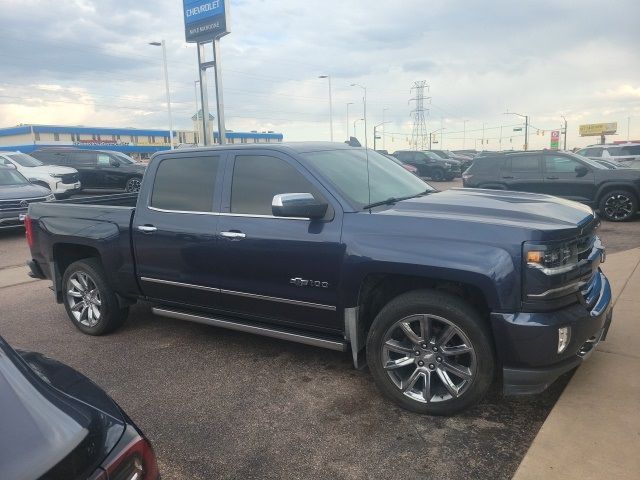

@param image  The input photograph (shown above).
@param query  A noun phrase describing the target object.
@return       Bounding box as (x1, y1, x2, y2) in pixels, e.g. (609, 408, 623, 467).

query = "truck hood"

(21, 165, 77, 176)
(0, 183, 51, 199)
(378, 188, 596, 237)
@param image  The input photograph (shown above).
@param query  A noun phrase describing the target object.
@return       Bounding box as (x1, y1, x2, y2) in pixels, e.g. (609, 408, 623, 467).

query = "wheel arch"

(52, 243, 103, 302)
(595, 182, 640, 204)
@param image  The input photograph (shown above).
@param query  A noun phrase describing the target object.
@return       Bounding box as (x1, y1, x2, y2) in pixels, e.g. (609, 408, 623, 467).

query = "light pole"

(503, 111, 529, 150)
(194, 80, 200, 145)
(318, 75, 334, 142)
(382, 107, 389, 150)
(561, 115, 568, 150)
(346, 102, 354, 140)
(353, 118, 364, 139)
(149, 40, 174, 149)
(351, 84, 367, 148)
(373, 121, 391, 150)
(462, 120, 468, 149)
(428, 127, 445, 149)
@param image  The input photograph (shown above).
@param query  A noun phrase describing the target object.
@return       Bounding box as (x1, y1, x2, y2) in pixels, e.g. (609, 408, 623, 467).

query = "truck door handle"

(220, 231, 246, 240)
(502, 175, 514, 179)
(138, 225, 157, 233)
(546, 176, 559, 180)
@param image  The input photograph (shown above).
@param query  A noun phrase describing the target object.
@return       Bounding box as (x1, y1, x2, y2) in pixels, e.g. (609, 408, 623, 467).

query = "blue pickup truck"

(25, 143, 613, 415)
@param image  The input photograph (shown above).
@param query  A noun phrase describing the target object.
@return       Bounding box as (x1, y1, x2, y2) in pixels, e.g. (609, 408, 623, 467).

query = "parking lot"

(1, 184, 639, 480)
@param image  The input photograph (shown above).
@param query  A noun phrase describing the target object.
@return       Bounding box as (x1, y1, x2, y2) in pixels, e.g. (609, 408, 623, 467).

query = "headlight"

(524, 241, 578, 275)
(45, 194, 55, 201)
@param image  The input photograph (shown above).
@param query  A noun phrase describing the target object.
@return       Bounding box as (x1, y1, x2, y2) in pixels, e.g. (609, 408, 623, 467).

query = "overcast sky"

(0, 0, 638, 150)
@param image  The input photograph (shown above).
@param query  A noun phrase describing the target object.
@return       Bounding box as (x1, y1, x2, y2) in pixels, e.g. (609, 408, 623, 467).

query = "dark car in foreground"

(462, 150, 640, 221)
(392, 150, 461, 180)
(0, 166, 54, 229)
(0, 335, 159, 480)
(31, 148, 146, 193)
(26, 143, 612, 415)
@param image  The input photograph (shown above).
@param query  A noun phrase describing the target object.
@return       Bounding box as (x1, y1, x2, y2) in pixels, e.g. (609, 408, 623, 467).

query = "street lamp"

(149, 40, 174, 150)
(382, 107, 389, 150)
(351, 84, 367, 148)
(318, 75, 333, 142)
(353, 118, 364, 139)
(428, 127, 445, 149)
(503, 111, 529, 151)
(194, 80, 200, 146)
(346, 102, 354, 140)
(373, 121, 391, 150)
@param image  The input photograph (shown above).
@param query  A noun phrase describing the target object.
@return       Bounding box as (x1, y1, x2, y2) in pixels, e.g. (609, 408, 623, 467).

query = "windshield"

(6, 153, 43, 167)
(302, 149, 435, 208)
(112, 152, 135, 164)
(0, 168, 29, 186)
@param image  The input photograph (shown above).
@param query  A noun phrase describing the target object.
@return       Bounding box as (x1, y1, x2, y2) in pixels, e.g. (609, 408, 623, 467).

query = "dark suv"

(462, 150, 640, 221)
(392, 150, 461, 181)
(31, 148, 146, 193)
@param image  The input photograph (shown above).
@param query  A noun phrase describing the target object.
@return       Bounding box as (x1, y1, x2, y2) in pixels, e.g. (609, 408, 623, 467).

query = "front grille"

(59, 173, 79, 184)
(0, 197, 48, 211)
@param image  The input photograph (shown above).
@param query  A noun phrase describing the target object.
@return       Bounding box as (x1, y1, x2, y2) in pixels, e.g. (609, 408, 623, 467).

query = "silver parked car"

(576, 143, 640, 169)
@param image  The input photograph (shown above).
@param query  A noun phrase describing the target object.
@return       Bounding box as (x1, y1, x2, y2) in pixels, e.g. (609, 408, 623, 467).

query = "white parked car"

(0, 151, 81, 199)
(576, 143, 640, 169)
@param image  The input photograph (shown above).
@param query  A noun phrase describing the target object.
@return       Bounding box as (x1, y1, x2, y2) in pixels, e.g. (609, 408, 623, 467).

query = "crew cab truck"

(25, 143, 613, 415)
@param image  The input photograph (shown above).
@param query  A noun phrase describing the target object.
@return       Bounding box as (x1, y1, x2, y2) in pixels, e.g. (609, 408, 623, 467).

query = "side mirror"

(272, 193, 327, 219)
(575, 165, 589, 177)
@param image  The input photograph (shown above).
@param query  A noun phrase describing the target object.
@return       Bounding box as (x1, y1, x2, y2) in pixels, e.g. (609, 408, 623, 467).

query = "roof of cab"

(151, 141, 357, 159)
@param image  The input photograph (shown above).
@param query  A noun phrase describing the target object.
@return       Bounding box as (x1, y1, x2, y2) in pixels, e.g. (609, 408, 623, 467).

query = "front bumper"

(0, 209, 27, 229)
(52, 181, 81, 194)
(492, 269, 613, 395)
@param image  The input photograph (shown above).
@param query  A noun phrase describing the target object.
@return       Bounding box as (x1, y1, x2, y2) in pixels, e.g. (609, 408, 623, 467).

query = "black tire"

(125, 176, 142, 193)
(598, 190, 637, 222)
(62, 258, 129, 335)
(366, 289, 495, 415)
(430, 169, 445, 182)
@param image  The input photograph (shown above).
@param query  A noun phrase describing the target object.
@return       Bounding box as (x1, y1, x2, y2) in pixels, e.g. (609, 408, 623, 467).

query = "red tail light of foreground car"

(90, 429, 159, 480)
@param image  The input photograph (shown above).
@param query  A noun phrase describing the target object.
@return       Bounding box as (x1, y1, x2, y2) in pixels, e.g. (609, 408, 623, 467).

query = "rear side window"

(468, 157, 501, 173)
(231, 155, 323, 216)
(583, 148, 603, 157)
(70, 152, 97, 166)
(151, 156, 220, 212)
(509, 155, 540, 173)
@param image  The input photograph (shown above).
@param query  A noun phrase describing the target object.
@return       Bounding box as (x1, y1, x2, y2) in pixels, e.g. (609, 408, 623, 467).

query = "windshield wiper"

(363, 189, 433, 210)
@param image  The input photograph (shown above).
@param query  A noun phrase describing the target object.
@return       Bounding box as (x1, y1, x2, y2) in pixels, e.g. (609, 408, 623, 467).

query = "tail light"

(24, 214, 34, 248)
(92, 433, 159, 480)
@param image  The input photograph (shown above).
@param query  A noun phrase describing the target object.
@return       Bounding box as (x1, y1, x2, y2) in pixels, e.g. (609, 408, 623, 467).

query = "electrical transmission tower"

(409, 81, 430, 150)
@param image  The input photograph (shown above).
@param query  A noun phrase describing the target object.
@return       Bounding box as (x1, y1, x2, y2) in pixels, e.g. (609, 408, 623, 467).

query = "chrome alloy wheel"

(66, 272, 103, 327)
(126, 177, 142, 193)
(604, 194, 633, 221)
(381, 314, 477, 403)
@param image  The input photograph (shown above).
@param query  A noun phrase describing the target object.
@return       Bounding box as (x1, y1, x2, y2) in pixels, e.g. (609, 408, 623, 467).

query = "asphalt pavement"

(1, 184, 639, 479)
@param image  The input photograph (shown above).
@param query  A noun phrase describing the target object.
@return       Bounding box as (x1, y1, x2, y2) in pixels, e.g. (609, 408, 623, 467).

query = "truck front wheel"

(366, 289, 495, 415)
(62, 258, 129, 335)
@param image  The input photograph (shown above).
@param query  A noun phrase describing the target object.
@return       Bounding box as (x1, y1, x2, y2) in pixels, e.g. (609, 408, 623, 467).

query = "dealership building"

(0, 115, 283, 159)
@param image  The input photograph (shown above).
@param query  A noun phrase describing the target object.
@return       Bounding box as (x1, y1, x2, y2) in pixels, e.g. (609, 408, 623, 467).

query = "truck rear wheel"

(62, 258, 129, 335)
(366, 289, 495, 415)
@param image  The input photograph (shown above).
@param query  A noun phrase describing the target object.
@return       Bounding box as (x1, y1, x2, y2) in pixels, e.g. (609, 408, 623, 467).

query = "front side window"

(510, 155, 540, 173)
(231, 155, 323, 216)
(545, 155, 583, 173)
(584, 147, 603, 157)
(302, 149, 433, 208)
(151, 156, 220, 212)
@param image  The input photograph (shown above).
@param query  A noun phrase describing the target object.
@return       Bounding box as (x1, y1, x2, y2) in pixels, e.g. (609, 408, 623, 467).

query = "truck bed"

(27, 193, 140, 300)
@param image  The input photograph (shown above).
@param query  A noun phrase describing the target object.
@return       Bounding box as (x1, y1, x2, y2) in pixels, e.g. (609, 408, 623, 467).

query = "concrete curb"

(513, 247, 640, 480)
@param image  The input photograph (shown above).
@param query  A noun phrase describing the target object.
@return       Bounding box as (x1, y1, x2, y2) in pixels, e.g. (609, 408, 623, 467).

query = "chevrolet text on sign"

(183, 0, 229, 43)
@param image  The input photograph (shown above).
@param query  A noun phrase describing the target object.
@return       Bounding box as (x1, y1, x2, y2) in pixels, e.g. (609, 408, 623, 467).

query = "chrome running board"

(152, 307, 347, 352)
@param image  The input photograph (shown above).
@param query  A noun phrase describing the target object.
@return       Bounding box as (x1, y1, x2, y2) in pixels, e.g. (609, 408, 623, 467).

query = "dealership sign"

(183, 0, 229, 43)
(550, 130, 560, 150)
(579, 122, 617, 137)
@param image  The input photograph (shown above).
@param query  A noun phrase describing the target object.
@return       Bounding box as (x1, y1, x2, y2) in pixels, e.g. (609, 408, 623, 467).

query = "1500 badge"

(290, 277, 329, 288)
